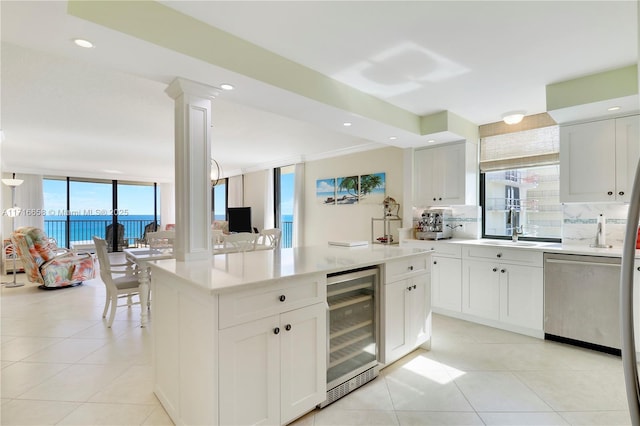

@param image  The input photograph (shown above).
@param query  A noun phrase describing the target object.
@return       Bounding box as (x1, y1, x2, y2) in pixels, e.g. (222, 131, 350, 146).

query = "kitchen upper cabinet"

(414, 141, 477, 206)
(560, 115, 640, 203)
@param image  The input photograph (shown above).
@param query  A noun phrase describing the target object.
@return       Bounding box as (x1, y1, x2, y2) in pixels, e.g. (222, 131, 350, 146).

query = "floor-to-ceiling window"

(212, 180, 227, 221)
(43, 177, 159, 251)
(275, 165, 295, 248)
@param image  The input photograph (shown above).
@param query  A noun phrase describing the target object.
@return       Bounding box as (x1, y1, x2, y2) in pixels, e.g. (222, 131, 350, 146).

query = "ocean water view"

(43, 214, 294, 248)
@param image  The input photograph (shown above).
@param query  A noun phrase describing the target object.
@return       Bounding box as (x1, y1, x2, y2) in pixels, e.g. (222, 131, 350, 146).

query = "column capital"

(165, 77, 220, 100)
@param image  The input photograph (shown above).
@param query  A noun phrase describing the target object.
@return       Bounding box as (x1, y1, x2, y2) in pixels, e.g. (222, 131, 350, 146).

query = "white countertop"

(404, 238, 636, 258)
(148, 244, 430, 295)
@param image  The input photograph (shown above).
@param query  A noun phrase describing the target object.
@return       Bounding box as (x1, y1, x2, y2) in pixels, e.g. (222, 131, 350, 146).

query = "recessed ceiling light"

(220, 83, 234, 91)
(73, 38, 94, 48)
(343, 122, 352, 127)
(389, 136, 397, 140)
(608, 106, 621, 111)
(427, 139, 436, 143)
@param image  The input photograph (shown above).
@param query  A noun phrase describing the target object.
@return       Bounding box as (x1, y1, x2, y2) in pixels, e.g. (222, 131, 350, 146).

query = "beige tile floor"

(1, 260, 633, 426)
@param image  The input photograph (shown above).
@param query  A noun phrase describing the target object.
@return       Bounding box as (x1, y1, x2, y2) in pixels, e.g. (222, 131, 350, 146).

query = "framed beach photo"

(316, 178, 336, 204)
(359, 173, 386, 204)
(336, 176, 359, 204)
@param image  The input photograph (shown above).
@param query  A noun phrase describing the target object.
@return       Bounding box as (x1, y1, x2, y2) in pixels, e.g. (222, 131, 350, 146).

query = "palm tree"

(338, 176, 359, 201)
(359, 174, 383, 200)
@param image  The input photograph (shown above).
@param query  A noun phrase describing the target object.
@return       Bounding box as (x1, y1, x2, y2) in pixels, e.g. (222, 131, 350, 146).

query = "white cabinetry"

(218, 276, 326, 426)
(560, 115, 640, 203)
(383, 255, 431, 364)
(461, 246, 543, 335)
(422, 241, 463, 313)
(414, 141, 477, 206)
(219, 302, 326, 425)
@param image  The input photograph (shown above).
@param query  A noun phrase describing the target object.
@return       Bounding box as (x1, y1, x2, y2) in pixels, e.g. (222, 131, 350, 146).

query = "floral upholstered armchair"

(11, 227, 95, 289)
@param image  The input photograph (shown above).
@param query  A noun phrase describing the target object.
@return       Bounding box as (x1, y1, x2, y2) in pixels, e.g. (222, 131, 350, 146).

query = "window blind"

(480, 125, 559, 172)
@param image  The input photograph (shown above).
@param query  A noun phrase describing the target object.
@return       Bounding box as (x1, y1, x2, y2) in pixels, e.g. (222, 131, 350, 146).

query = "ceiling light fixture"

(73, 38, 94, 48)
(343, 122, 352, 127)
(608, 106, 621, 112)
(427, 139, 435, 143)
(389, 136, 397, 140)
(502, 111, 526, 125)
(220, 84, 234, 91)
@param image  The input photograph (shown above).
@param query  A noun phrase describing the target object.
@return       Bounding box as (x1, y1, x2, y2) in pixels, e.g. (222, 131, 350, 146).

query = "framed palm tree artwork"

(336, 176, 359, 204)
(359, 173, 386, 204)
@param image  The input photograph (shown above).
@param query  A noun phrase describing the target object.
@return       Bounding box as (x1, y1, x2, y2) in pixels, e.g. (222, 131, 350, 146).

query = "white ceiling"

(1, 1, 637, 183)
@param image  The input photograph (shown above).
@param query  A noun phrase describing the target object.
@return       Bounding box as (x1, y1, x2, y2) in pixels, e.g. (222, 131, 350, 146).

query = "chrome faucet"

(508, 208, 523, 242)
(594, 221, 604, 247)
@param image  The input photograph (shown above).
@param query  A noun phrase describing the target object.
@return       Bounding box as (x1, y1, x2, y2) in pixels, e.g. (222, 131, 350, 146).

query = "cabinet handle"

(438, 197, 442, 201)
(413, 284, 417, 289)
(279, 295, 286, 302)
(619, 191, 625, 196)
(492, 267, 498, 272)
(496, 253, 502, 258)
(637, 266, 640, 271)
(433, 260, 437, 265)
(274, 327, 280, 335)
(285, 324, 292, 331)
(408, 265, 414, 271)
(608, 191, 614, 196)
(433, 197, 436, 201)
(501, 269, 506, 273)
(407, 286, 412, 291)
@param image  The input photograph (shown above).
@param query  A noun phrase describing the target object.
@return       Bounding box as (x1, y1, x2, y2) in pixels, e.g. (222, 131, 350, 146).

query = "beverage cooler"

(320, 266, 379, 407)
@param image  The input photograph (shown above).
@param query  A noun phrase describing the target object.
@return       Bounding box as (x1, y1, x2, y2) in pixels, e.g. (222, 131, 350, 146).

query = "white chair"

(146, 230, 175, 250)
(256, 228, 282, 250)
(221, 232, 258, 253)
(93, 236, 145, 327)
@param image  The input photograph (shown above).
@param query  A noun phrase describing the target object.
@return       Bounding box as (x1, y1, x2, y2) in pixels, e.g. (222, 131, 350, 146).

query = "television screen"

(227, 207, 252, 233)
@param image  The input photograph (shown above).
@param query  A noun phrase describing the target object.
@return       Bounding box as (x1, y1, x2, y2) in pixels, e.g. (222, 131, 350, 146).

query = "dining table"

(123, 247, 175, 327)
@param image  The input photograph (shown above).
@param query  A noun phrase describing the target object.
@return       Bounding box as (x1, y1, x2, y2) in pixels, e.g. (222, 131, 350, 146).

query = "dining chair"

(221, 232, 258, 253)
(146, 230, 175, 250)
(93, 236, 145, 327)
(256, 228, 282, 250)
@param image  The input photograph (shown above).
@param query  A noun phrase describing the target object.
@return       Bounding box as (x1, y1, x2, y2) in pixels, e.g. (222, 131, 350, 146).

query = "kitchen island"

(148, 244, 431, 426)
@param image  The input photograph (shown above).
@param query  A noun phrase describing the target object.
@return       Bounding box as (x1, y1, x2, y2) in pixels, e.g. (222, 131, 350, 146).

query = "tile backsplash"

(412, 202, 634, 247)
(562, 203, 630, 248)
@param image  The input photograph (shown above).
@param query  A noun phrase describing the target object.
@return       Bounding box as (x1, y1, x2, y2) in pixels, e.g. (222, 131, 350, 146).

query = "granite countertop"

(149, 244, 431, 295)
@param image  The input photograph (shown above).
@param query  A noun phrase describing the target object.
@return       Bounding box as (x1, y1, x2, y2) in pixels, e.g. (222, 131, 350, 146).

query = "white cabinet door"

(414, 143, 467, 206)
(560, 119, 616, 202)
(384, 273, 431, 364)
(384, 279, 410, 363)
(219, 315, 280, 426)
(219, 303, 326, 426)
(280, 303, 326, 424)
(462, 259, 500, 320)
(407, 273, 431, 348)
(499, 264, 543, 330)
(615, 115, 640, 202)
(560, 117, 640, 203)
(431, 256, 462, 312)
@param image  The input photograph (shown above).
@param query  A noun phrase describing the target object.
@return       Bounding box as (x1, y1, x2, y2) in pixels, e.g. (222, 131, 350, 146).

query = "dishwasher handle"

(545, 258, 620, 267)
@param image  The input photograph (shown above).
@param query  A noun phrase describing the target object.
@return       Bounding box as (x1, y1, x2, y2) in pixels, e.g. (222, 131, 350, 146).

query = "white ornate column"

(165, 78, 219, 261)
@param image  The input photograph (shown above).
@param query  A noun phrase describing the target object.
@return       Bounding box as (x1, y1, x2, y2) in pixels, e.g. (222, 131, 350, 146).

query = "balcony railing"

(44, 218, 295, 250)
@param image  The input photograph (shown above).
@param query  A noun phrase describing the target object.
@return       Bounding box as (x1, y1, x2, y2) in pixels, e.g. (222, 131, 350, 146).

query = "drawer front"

(385, 255, 429, 283)
(463, 246, 542, 266)
(424, 241, 462, 258)
(219, 274, 326, 329)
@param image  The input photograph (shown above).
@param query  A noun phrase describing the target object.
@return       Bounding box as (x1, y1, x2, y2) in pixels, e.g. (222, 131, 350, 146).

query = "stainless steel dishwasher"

(544, 253, 621, 355)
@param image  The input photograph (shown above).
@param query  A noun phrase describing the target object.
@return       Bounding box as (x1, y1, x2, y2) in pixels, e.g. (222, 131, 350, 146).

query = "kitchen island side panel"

(152, 267, 219, 426)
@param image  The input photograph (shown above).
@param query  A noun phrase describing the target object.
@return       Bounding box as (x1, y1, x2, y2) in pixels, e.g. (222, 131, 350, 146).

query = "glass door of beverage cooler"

(326, 267, 379, 388)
